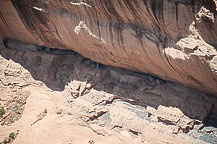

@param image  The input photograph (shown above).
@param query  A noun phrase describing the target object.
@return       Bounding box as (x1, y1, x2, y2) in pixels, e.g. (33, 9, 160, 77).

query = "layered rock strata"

(0, 0, 217, 95)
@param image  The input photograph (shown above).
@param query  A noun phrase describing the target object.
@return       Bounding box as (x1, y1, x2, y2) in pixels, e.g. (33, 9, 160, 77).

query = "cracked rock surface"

(0, 0, 217, 95)
(0, 45, 217, 143)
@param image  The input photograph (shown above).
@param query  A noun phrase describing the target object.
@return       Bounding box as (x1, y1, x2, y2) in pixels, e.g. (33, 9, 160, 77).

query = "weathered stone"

(0, 45, 217, 143)
(0, 0, 217, 95)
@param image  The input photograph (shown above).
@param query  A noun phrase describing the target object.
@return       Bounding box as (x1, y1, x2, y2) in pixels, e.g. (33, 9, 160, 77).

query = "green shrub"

(9, 132, 15, 139)
(0, 107, 5, 116)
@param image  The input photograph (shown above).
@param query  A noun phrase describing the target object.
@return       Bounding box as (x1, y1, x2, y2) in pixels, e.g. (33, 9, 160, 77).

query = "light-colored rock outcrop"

(0, 0, 217, 95)
(0, 47, 217, 143)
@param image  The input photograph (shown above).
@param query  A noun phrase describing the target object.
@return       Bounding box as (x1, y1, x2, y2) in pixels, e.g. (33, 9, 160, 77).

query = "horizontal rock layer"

(0, 0, 217, 95)
(0, 46, 217, 143)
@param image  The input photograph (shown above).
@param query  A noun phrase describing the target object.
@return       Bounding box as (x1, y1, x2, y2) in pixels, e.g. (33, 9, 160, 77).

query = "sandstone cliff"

(0, 45, 217, 143)
(0, 0, 217, 95)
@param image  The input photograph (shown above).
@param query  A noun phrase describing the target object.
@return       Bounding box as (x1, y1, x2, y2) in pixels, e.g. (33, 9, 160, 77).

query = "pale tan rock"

(0, 47, 216, 144)
(0, 0, 217, 95)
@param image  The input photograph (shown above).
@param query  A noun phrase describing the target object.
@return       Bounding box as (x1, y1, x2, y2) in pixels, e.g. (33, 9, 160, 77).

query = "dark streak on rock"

(3, 39, 77, 55)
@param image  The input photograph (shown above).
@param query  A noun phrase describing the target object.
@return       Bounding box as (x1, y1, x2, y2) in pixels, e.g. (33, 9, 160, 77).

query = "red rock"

(0, 0, 217, 95)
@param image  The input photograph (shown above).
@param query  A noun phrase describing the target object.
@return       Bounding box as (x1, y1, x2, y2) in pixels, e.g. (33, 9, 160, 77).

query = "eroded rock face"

(0, 46, 217, 143)
(0, 0, 217, 95)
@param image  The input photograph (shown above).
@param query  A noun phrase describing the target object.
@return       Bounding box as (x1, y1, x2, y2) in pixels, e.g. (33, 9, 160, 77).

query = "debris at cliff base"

(31, 109, 47, 126)
(0, 130, 19, 144)
(0, 87, 30, 126)
(0, 44, 217, 143)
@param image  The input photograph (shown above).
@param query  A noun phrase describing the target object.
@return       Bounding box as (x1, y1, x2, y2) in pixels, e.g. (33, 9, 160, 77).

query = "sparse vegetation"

(9, 132, 15, 139)
(0, 131, 19, 144)
(0, 88, 30, 126)
(0, 107, 5, 117)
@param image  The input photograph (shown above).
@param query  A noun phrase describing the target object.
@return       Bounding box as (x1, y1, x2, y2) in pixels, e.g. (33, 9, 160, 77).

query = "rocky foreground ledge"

(0, 0, 217, 95)
(0, 44, 217, 143)
(0, 1, 217, 143)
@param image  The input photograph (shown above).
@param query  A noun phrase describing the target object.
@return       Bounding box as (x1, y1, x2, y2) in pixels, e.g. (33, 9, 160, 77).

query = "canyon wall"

(0, 0, 217, 95)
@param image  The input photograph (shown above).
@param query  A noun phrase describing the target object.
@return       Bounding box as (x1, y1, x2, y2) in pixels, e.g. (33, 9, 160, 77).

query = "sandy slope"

(0, 87, 121, 144)
(0, 86, 160, 144)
